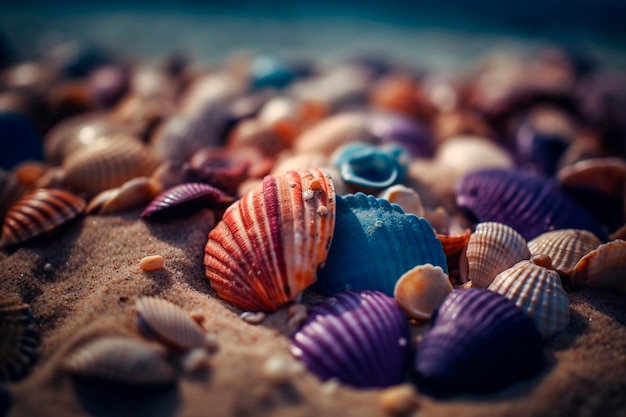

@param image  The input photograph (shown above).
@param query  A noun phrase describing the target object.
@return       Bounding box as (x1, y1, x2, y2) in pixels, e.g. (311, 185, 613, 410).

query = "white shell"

(136, 297, 207, 350)
(63, 337, 175, 384)
(489, 256, 570, 337)
(393, 264, 452, 320)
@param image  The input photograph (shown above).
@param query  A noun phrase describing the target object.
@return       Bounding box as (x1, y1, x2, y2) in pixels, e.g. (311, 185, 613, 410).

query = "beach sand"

(1, 204, 625, 417)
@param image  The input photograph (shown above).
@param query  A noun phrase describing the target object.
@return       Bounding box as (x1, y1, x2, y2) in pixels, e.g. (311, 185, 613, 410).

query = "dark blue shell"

(315, 193, 447, 296)
(290, 290, 410, 388)
(0, 112, 44, 170)
(141, 182, 235, 220)
(456, 169, 609, 241)
(415, 288, 543, 397)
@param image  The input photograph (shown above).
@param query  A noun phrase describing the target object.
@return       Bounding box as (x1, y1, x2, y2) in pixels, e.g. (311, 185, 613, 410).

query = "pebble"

(140, 255, 165, 271)
(240, 311, 266, 325)
(378, 384, 420, 416)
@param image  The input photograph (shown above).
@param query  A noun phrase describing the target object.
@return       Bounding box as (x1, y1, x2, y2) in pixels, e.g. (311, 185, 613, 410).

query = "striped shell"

(0, 188, 85, 248)
(141, 182, 235, 220)
(414, 288, 543, 397)
(463, 222, 531, 288)
(289, 290, 410, 388)
(393, 264, 452, 320)
(63, 337, 175, 384)
(150, 113, 222, 163)
(489, 256, 570, 337)
(314, 193, 447, 297)
(436, 136, 514, 177)
(571, 240, 626, 289)
(456, 169, 609, 241)
(527, 229, 602, 276)
(135, 297, 208, 350)
(0, 294, 40, 382)
(204, 168, 336, 312)
(86, 177, 164, 215)
(293, 112, 377, 156)
(61, 135, 158, 197)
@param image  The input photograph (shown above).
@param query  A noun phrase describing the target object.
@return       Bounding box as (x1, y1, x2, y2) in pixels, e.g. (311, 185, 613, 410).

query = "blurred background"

(1, 0, 626, 69)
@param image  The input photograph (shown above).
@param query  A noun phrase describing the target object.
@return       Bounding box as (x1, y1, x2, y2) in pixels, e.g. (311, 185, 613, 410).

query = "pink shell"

(204, 168, 336, 312)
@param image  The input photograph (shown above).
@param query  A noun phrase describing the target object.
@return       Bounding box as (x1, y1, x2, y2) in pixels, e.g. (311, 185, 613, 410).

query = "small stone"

(43, 263, 55, 273)
(316, 205, 329, 216)
(378, 384, 420, 416)
(140, 255, 165, 271)
(240, 311, 265, 325)
(262, 354, 304, 384)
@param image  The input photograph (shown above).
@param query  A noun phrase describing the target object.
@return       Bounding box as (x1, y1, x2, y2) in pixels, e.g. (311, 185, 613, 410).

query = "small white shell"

(378, 184, 425, 217)
(136, 297, 207, 350)
(489, 255, 570, 337)
(527, 229, 602, 276)
(393, 264, 452, 320)
(464, 222, 531, 288)
(63, 337, 175, 384)
(571, 240, 626, 289)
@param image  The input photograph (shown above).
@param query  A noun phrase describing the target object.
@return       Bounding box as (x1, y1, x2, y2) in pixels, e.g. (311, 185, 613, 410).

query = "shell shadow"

(570, 288, 626, 327)
(72, 376, 180, 417)
(545, 308, 590, 352)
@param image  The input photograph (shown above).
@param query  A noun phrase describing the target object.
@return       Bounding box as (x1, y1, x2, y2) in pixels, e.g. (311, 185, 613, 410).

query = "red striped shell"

(204, 168, 336, 312)
(0, 188, 85, 248)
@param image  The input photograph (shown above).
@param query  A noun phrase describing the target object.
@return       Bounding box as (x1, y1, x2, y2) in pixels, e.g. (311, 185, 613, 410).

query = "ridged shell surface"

(204, 168, 336, 312)
(151, 114, 223, 163)
(414, 288, 544, 397)
(293, 112, 377, 156)
(289, 290, 410, 388)
(63, 337, 175, 384)
(456, 169, 608, 241)
(527, 229, 602, 276)
(62, 136, 158, 196)
(571, 240, 626, 289)
(0, 294, 40, 382)
(315, 193, 447, 297)
(0, 188, 85, 248)
(135, 297, 207, 350)
(86, 177, 163, 215)
(393, 264, 452, 320)
(489, 258, 570, 337)
(141, 182, 235, 220)
(464, 222, 531, 288)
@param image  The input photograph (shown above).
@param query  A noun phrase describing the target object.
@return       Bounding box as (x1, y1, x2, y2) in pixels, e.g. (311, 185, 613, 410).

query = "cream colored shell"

(571, 240, 626, 289)
(393, 264, 452, 320)
(527, 229, 602, 276)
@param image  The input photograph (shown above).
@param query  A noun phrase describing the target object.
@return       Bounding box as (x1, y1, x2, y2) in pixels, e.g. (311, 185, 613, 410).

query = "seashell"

(571, 240, 626, 289)
(150, 113, 222, 163)
(249, 55, 296, 90)
(393, 264, 452, 320)
(135, 297, 208, 350)
(141, 182, 235, 220)
(44, 113, 131, 165)
(61, 134, 158, 197)
(369, 74, 435, 122)
(289, 290, 410, 388)
(0, 112, 44, 170)
(226, 118, 288, 157)
(11, 161, 51, 189)
(0, 188, 85, 248)
(204, 168, 336, 312)
(435, 136, 514, 177)
(557, 157, 626, 198)
(414, 288, 544, 397)
(378, 184, 424, 217)
(0, 169, 25, 220)
(432, 109, 494, 145)
(436, 228, 471, 260)
(456, 169, 609, 241)
(271, 151, 329, 176)
(257, 96, 320, 143)
(63, 337, 175, 384)
(368, 113, 434, 158)
(188, 147, 251, 195)
(463, 222, 531, 288)
(527, 229, 602, 276)
(86, 176, 164, 215)
(315, 193, 447, 297)
(0, 294, 40, 382)
(332, 142, 409, 193)
(88, 64, 131, 108)
(489, 256, 570, 337)
(293, 112, 377, 156)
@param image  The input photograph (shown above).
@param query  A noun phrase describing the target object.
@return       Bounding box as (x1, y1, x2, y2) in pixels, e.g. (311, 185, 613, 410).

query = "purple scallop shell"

(290, 290, 410, 388)
(415, 288, 543, 397)
(368, 113, 434, 158)
(141, 182, 235, 220)
(456, 169, 609, 241)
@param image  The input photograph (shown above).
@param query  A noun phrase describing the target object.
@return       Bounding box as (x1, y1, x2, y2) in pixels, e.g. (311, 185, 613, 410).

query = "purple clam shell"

(315, 193, 447, 296)
(290, 290, 410, 388)
(368, 113, 434, 158)
(415, 288, 544, 397)
(456, 169, 608, 241)
(141, 182, 235, 220)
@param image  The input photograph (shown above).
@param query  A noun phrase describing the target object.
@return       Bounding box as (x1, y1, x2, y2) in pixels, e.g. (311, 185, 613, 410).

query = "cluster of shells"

(2, 41, 626, 398)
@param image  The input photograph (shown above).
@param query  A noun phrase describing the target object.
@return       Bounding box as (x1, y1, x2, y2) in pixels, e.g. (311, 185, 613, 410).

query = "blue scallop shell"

(290, 290, 410, 388)
(314, 193, 447, 296)
(414, 288, 543, 397)
(456, 169, 609, 241)
(141, 182, 235, 220)
(332, 142, 409, 192)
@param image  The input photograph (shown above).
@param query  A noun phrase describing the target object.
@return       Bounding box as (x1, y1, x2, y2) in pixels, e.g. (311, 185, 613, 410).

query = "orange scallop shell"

(204, 168, 336, 312)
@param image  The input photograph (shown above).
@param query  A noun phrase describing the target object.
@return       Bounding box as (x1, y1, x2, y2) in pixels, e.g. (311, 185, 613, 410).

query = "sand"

(1, 203, 625, 417)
